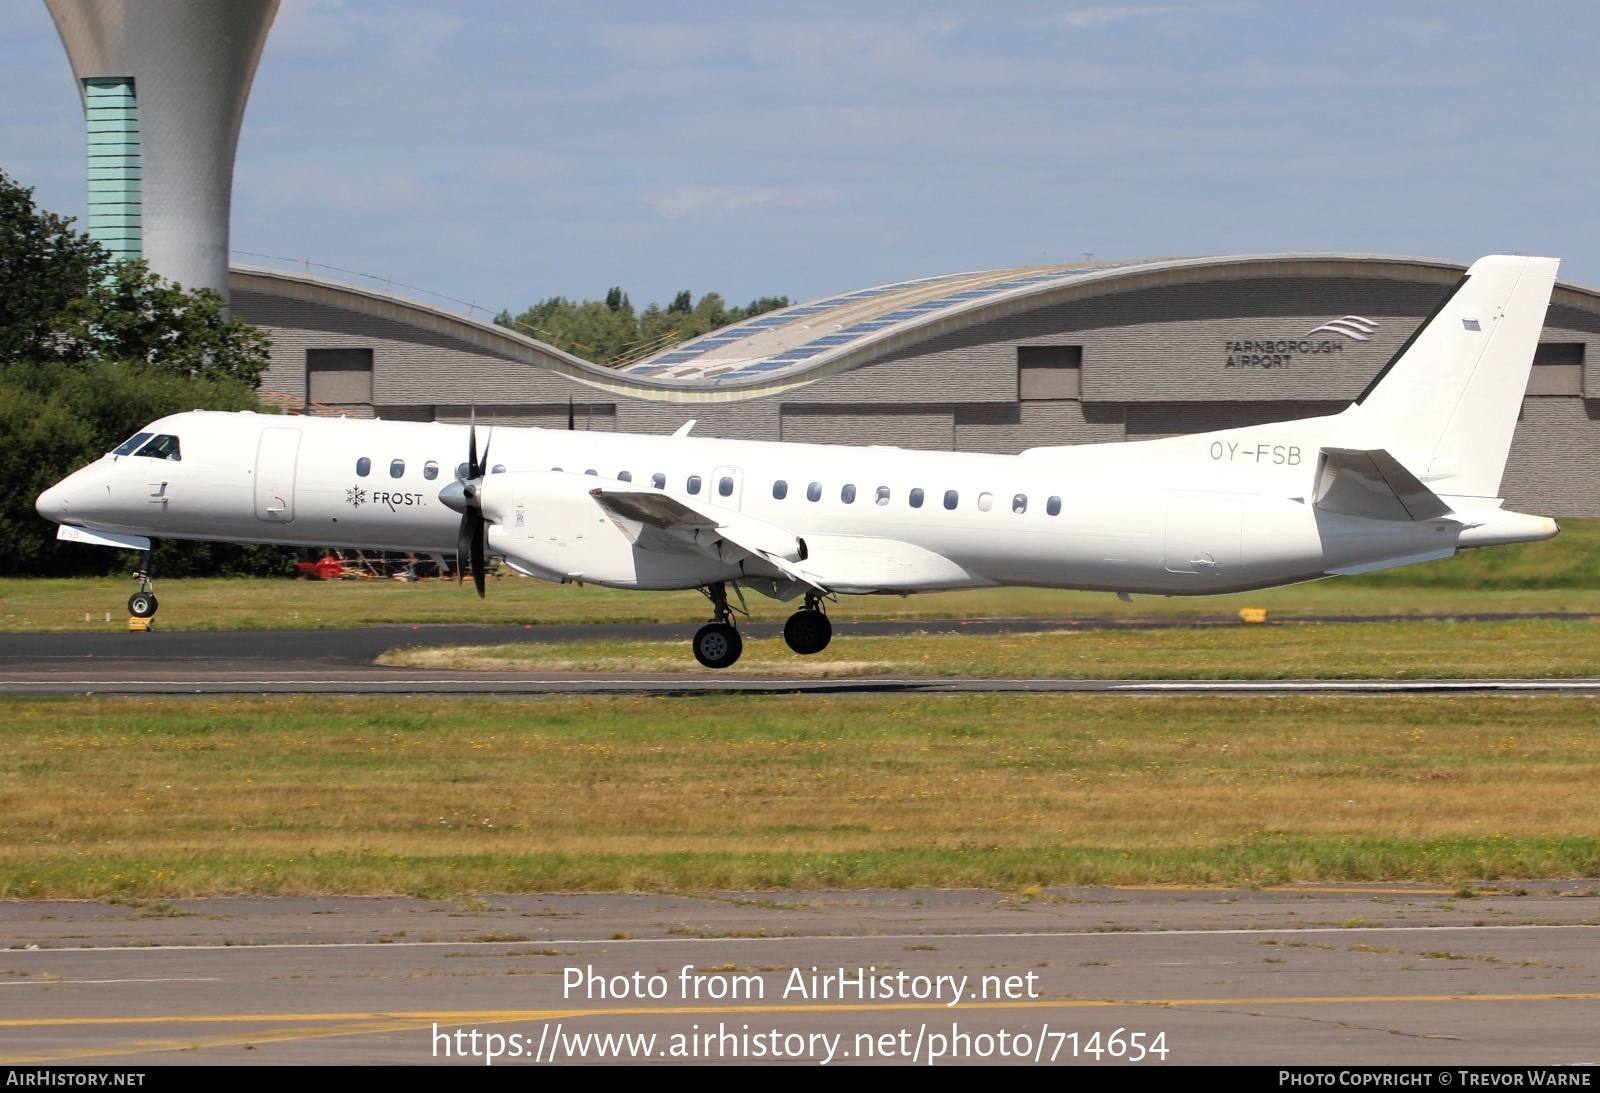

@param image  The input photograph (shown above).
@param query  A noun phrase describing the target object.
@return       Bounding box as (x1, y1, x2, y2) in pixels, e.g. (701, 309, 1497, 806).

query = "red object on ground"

(294, 556, 344, 580)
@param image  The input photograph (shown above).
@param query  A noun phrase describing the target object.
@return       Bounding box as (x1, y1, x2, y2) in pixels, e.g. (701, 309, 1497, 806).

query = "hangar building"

(235, 253, 1600, 516)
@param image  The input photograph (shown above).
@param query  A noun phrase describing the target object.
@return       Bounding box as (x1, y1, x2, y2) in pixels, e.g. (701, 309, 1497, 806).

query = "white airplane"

(35, 254, 1562, 668)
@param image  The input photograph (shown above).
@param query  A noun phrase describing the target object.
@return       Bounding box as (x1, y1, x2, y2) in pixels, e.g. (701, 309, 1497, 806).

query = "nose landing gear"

(783, 593, 831, 655)
(692, 581, 744, 669)
(128, 548, 158, 620)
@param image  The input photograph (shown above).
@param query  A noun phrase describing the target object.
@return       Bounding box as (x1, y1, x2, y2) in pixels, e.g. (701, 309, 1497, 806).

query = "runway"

(4, 883, 1598, 1065)
(3, 620, 1598, 696)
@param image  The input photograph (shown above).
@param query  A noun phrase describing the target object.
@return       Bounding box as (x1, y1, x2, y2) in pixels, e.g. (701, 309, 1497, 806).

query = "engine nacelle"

(478, 471, 743, 589)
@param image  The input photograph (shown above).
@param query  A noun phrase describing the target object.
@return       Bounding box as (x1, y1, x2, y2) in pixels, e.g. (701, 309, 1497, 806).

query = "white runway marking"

(6, 922, 1598, 954)
(0, 977, 221, 985)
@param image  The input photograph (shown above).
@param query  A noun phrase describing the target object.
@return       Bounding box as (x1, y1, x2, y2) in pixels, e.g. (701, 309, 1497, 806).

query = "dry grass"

(381, 618, 1600, 679)
(2, 694, 1597, 897)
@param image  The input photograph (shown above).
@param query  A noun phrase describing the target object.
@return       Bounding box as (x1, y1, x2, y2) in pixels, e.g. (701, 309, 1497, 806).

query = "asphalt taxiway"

(2, 618, 1598, 696)
(3, 884, 1598, 1065)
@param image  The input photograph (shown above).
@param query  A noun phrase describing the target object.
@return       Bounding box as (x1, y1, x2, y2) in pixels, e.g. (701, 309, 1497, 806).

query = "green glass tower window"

(83, 77, 141, 263)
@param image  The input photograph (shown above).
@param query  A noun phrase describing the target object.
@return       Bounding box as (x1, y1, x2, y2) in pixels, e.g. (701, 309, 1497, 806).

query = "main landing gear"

(692, 582, 744, 669)
(128, 547, 158, 619)
(783, 594, 831, 655)
(690, 586, 834, 669)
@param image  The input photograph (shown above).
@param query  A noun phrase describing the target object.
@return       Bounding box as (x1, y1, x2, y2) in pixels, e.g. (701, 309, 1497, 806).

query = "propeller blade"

(470, 518, 487, 598)
(455, 511, 474, 585)
(467, 408, 479, 479)
(568, 397, 575, 431)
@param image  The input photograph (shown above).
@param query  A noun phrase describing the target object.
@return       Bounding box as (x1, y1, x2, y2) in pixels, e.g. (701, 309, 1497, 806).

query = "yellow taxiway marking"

(6, 990, 1600, 1063)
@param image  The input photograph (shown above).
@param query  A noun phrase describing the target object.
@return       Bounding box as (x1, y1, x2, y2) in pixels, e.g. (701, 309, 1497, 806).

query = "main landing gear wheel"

(127, 592, 158, 618)
(783, 609, 831, 655)
(693, 622, 743, 669)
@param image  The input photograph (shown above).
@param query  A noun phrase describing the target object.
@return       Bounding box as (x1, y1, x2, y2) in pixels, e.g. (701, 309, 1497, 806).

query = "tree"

(0, 169, 286, 577)
(59, 260, 272, 385)
(0, 170, 104, 365)
(496, 288, 791, 368)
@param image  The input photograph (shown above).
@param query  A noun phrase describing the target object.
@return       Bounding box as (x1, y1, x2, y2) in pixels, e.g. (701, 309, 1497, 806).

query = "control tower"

(45, 0, 279, 300)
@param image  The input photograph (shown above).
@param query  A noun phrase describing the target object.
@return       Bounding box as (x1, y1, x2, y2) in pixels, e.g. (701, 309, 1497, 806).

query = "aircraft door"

(711, 465, 745, 511)
(254, 427, 302, 523)
(1163, 495, 1242, 575)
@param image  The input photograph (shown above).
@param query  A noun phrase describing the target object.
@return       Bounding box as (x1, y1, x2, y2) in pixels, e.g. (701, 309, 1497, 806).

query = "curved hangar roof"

(234, 254, 1600, 403)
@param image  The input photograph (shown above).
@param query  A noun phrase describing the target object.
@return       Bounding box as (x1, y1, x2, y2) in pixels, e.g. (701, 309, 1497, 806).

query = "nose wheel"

(783, 599, 832, 655)
(128, 548, 158, 619)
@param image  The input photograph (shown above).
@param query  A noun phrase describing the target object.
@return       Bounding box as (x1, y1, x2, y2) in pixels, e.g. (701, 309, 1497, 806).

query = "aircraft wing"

(587, 487, 986, 594)
(587, 486, 822, 589)
(1312, 447, 1454, 522)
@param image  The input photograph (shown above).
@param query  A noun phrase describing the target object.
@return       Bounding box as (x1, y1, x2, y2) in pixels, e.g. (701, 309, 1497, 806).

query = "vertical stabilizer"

(1350, 255, 1558, 500)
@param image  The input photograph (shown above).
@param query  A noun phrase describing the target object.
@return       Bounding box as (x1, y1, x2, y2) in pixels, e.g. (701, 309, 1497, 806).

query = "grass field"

(384, 617, 1600, 679)
(2, 694, 1597, 898)
(4, 518, 1599, 633)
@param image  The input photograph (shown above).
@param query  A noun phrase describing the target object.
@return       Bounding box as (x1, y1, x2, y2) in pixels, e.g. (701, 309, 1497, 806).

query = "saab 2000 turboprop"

(35, 255, 1562, 668)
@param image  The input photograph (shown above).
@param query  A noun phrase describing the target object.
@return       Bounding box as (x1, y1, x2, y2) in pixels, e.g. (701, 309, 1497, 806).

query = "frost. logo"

(1307, 315, 1379, 341)
(345, 486, 366, 508)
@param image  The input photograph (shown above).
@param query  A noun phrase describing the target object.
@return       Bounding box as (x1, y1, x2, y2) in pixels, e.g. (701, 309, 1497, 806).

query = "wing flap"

(1313, 447, 1454, 522)
(588, 486, 822, 589)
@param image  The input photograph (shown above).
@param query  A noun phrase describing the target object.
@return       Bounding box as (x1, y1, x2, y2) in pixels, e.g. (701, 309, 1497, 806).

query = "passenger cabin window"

(652, 473, 666, 489)
(135, 435, 181, 461)
(550, 467, 563, 472)
(1046, 496, 1062, 516)
(807, 482, 822, 502)
(875, 486, 890, 506)
(491, 464, 506, 474)
(909, 488, 925, 508)
(113, 432, 153, 457)
(773, 480, 788, 500)
(687, 475, 702, 495)
(943, 490, 959, 510)
(718, 476, 734, 497)
(841, 484, 857, 504)
(585, 469, 598, 476)
(456, 463, 470, 480)
(423, 461, 439, 481)
(356, 457, 372, 477)
(390, 458, 405, 479)
(977, 492, 993, 512)
(1013, 494, 1027, 514)
(618, 471, 632, 482)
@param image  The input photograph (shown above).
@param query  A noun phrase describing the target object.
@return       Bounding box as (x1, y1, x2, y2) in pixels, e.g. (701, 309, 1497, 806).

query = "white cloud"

(649, 183, 846, 220)
(1058, 5, 1184, 28)
(263, 165, 422, 210)
(475, 150, 565, 183)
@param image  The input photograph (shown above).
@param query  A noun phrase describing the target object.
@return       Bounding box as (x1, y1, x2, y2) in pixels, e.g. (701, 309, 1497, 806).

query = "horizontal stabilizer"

(1313, 448, 1453, 522)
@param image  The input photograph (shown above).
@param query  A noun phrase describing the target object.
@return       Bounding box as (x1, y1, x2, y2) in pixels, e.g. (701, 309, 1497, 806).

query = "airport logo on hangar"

(1224, 315, 1379, 369)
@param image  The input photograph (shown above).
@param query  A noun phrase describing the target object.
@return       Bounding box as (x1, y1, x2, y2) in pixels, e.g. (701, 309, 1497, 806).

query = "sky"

(3, 1, 1598, 315)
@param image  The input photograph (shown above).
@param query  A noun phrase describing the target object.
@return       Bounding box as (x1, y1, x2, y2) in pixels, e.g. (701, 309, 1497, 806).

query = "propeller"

(439, 411, 492, 597)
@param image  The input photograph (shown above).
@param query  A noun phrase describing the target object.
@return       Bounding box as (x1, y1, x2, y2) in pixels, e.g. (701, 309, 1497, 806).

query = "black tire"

(692, 622, 743, 669)
(128, 592, 158, 618)
(783, 610, 832, 655)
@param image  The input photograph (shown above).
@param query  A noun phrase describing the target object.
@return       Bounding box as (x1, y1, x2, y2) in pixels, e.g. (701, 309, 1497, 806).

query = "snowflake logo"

(345, 486, 366, 508)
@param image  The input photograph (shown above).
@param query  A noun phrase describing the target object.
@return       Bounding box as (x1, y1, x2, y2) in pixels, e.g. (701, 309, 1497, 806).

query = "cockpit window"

(113, 432, 153, 457)
(134, 434, 181, 461)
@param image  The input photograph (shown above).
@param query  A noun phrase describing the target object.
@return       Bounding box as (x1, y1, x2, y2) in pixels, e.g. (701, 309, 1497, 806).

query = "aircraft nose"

(35, 480, 72, 523)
